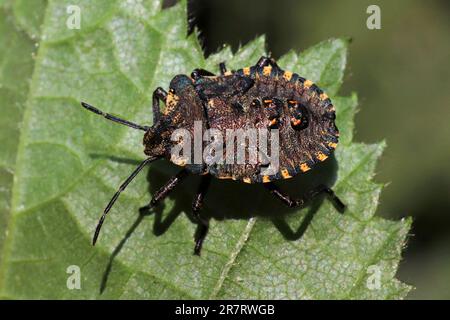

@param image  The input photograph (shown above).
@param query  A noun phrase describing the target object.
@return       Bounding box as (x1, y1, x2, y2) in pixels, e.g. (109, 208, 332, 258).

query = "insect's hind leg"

(255, 56, 282, 71)
(152, 87, 167, 124)
(192, 175, 212, 255)
(264, 182, 345, 212)
(191, 68, 215, 80)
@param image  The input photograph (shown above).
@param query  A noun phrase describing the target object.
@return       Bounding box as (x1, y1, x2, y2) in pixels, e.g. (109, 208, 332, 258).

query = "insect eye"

(169, 88, 175, 94)
(288, 100, 309, 130)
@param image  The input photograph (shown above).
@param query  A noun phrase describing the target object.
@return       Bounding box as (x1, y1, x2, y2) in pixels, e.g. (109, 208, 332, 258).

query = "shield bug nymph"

(81, 56, 345, 255)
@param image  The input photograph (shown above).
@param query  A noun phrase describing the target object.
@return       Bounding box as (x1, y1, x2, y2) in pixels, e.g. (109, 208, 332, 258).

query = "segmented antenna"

(92, 156, 158, 245)
(81, 102, 150, 131)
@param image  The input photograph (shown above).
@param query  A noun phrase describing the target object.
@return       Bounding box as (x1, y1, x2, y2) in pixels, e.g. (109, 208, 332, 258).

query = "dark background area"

(187, 0, 450, 299)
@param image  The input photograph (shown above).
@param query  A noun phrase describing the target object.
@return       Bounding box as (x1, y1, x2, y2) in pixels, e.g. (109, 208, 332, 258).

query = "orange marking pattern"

(283, 71, 293, 81)
(304, 79, 313, 88)
(316, 152, 328, 161)
(165, 92, 179, 114)
(300, 163, 311, 172)
(328, 142, 338, 149)
(263, 66, 272, 76)
(281, 169, 292, 179)
(269, 118, 278, 127)
(291, 118, 302, 126)
(170, 154, 187, 166)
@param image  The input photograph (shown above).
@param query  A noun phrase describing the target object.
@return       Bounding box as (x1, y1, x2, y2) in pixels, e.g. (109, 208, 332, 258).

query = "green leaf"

(0, 0, 44, 277)
(0, 0, 411, 299)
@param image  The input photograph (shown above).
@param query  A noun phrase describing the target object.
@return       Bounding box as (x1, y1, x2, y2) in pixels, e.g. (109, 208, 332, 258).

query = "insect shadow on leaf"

(90, 153, 143, 166)
(96, 150, 340, 293)
(98, 159, 196, 294)
(139, 152, 341, 238)
(99, 212, 145, 294)
(268, 154, 342, 240)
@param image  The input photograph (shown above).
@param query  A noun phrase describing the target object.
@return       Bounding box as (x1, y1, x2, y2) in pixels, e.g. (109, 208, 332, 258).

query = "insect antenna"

(81, 102, 150, 131)
(92, 156, 158, 245)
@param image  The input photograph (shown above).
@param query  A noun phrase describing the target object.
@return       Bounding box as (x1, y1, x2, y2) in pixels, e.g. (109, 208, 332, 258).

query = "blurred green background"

(189, 0, 450, 299)
(0, 0, 448, 299)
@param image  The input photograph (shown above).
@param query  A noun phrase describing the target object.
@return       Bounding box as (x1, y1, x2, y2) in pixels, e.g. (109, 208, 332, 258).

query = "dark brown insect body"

(81, 56, 344, 255)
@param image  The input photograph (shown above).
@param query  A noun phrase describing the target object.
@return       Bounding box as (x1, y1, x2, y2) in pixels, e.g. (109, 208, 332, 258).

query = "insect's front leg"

(264, 182, 345, 212)
(152, 87, 167, 123)
(219, 62, 227, 75)
(139, 169, 189, 214)
(192, 175, 211, 255)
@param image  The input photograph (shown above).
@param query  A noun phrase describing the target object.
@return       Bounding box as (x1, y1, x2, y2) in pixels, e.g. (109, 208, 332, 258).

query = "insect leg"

(152, 87, 167, 124)
(192, 175, 211, 256)
(255, 56, 282, 71)
(264, 182, 345, 212)
(92, 156, 158, 245)
(219, 62, 227, 75)
(191, 68, 215, 80)
(139, 169, 189, 213)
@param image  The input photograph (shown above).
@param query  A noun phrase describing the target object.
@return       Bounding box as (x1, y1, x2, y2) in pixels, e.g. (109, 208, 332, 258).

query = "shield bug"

(81, 56, 345, 255)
